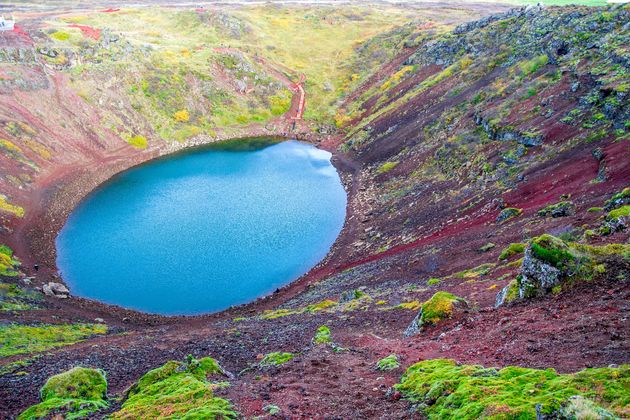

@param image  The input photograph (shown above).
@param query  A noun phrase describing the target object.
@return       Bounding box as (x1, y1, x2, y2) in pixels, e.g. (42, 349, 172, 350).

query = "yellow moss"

(0, 139, 23, 154)
(0, 196, 25, 218)
(173, 109, 190, 123)
(22, 140, 52, 160)
(396, 301, 422, 311)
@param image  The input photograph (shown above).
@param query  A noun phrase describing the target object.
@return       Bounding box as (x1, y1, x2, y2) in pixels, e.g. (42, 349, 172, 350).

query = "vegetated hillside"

(1, 3, 629, 419)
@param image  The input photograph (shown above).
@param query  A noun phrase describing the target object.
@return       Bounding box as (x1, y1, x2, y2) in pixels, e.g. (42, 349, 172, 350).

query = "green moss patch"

(313, 325, 332, 345)
(0, 323, 107, 357)
(260, 298, 338, 320)
(427, 277, 441, 286)
(18, 367, 108, 420)
(111, 356, 236, 419)
(396, 359, 628, 418)
(377, 161, 399, 174)
(377, 354, 400, 371)
(126, 134, 148, 149)
(607, 205, 630, 220)
(0, 244, 21, 276)
(259, 352, 294, 367)
(455, 263, 495, 279)
(530, 234, 629, 275)
(498, 243, 525, 261)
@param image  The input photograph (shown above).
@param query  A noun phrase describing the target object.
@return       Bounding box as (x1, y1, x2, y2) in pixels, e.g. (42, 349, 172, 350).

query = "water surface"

(56, 140, 346, 315)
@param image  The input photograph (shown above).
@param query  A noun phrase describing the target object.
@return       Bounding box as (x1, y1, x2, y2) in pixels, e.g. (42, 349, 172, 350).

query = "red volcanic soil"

(68, 24, 101, 40)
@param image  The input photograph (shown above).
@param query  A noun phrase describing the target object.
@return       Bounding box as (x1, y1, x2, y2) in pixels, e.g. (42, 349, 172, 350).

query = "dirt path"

(212, 47, 306, 121)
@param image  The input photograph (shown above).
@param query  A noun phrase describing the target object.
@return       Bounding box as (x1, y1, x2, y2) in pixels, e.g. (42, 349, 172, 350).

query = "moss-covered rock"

(18, 367, 108, 420)
(537, 201, 575, 218)
(496, 234, 630, 305)
(496, 207, 522, 223)
(395, 359, 629, 418)
(494, 278, 519, 307)
(600, 205, 629, 235)
(404, 292, 466, 336)
(479, 242, 496, 252)
(111, 356, 236, 419)
(604, 187, 630, 211)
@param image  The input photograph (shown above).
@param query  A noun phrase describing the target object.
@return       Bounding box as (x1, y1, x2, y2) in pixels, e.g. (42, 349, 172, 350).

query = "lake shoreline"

(6, 124, 361, 326)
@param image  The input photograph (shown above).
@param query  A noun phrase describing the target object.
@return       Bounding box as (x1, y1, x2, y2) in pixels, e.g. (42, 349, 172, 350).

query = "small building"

(0, 16, 15, 31)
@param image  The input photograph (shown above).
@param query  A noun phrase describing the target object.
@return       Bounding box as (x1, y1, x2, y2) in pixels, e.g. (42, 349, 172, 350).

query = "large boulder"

(404, 292, 467, 337)
(42, 282, 70, 298)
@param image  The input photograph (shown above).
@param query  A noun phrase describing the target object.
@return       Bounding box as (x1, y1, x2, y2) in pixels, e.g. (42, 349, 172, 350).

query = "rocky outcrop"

(42, 282, 70, 298)
(496, 235, 630, 306)
(537, 201, 575, 218)
(406, 5, 628, 68)
(474, 115, 543, 147)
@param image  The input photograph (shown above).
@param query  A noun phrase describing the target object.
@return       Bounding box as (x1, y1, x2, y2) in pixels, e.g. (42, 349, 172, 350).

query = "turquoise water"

(56, 140, 346, 315)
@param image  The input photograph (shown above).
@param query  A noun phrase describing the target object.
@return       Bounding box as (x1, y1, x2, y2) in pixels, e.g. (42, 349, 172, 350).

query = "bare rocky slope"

(0, 2, 629, 419)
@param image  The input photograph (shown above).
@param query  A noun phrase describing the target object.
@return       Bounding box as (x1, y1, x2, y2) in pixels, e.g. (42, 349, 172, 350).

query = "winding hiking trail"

(289, 73, 306, 120)
(212, 47, 306, 121)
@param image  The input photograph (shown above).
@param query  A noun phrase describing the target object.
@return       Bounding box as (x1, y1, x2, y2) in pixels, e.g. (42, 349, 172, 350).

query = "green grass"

(18, 367, 108, 420)
(518, 54, 549, 76)
(396, 359, 628, 418)
(111, 356, 237, 419)
(0, 323, 107, 357)
(529, 234, 577, 268)
(0, 282, 41, 311)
